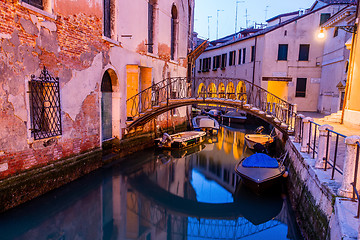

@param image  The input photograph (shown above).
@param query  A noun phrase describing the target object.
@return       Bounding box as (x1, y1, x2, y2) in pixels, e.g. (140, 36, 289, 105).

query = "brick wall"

(0, 0, 111, 180)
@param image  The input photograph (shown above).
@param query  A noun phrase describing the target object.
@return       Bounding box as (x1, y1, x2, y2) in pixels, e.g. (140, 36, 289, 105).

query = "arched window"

(171, 4, 178, 60)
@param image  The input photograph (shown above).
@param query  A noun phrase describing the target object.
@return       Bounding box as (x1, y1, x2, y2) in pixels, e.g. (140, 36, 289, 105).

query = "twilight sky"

(194, 0, 316, 40)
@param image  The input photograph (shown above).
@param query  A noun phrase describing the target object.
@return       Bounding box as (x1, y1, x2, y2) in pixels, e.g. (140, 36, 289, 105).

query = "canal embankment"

(285, 135, 359, 240)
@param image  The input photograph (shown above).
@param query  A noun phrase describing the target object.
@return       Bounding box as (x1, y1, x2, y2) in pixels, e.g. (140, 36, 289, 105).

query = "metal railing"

(307, 121, 321, 159)
(324, 129, 346, 179)
(126, 77, 296, 130)
(296, 116, 360, 218)
(352, 141, 360, 218)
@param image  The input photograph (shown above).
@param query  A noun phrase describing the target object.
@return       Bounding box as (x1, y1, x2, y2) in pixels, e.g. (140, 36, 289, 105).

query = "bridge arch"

(126, 77, 296, 135)
(208, 82, 217, 98)
(226, 82, 235, 99)
(218, 82, 226, 98)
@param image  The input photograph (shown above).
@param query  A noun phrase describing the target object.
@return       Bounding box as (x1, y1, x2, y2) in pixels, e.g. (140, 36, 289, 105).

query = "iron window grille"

(29, 67, 62, 140)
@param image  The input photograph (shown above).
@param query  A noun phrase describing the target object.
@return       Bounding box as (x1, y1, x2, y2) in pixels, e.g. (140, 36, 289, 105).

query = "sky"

(194, 0, 316, 40)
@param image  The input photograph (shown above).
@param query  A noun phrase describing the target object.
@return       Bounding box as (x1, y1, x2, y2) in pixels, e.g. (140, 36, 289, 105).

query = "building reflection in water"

(0, 127, 302, 240)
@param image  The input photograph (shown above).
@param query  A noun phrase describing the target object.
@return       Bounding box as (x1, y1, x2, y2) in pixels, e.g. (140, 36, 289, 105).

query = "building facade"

(195, 0, 354, 112)
(0, 0, 194, 203)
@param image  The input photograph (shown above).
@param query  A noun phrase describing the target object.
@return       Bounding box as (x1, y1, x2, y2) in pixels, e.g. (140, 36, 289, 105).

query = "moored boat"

(244, 126, 274, 151)
(192, 115, 219, 135)
(155, 131, 206, 149)
(207, 109, 222, 119)
(221, 110, 247, 124)
(234, 153, 286, 193)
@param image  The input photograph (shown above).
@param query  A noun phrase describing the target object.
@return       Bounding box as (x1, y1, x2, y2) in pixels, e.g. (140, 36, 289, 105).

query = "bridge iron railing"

(126, 77, 296, 130)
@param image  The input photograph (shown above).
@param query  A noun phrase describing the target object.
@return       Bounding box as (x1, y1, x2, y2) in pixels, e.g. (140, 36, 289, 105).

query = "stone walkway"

(298, 111, 360, 240)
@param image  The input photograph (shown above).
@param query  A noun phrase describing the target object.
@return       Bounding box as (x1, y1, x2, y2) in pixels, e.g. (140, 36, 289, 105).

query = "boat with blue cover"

(234, 153, 286, 193)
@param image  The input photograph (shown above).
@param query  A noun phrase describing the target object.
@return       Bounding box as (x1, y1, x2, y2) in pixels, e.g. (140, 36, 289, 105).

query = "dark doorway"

(101, 71, 113, 141)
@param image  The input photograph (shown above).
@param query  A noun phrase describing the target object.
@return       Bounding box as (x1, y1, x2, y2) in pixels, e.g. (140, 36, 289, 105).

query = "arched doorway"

(101, 70, 113, 141)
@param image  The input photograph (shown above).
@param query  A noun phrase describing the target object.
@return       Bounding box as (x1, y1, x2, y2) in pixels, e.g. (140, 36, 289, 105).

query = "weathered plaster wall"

(0, 0, 193, 195)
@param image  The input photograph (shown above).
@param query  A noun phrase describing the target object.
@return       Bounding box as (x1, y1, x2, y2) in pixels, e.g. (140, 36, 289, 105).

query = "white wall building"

(195, 0, 354, 112)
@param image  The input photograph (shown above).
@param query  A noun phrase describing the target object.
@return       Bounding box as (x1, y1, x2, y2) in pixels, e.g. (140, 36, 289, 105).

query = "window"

(23, 0, 43, 9)
(284, 30, 287, 36)
(148, 1, 155, 53)
(213, 55, 220, 70)
(333, 27, 339, 38)
(171, 5, 178, 60)
(295, 78, 307, 97)
(29, 67, 62, 140)
(238, 49, 242, 65)
(251, 46, 255, 62)
(202, 57, 211, 71)
(229, 51, 236, 66)
(198, 59, 202, 72)
(320, 13, 331, 26)
(298, 44, 310, 61)
(221, 53, 227, 69)
(277, 44, 288, 61)
(242, 48, 246, 64)
(104, 0, 111, 38)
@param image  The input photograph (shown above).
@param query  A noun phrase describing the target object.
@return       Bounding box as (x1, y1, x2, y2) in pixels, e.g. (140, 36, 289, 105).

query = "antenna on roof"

(265, 6, 269, 22)
(245, 9, 250, 28)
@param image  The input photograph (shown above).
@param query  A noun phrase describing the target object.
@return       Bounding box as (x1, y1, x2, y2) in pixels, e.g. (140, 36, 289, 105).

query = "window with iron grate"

(29, 67, 62, 140)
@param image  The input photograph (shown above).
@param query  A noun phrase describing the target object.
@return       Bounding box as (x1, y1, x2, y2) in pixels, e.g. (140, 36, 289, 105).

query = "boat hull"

(244, 134, 273, 149)
(155, 131, 206, 149)
(234, 156, 286, 194)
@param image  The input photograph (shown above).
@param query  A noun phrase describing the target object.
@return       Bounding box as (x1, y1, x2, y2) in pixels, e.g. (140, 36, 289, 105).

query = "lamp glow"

(318, 28, 325, 39)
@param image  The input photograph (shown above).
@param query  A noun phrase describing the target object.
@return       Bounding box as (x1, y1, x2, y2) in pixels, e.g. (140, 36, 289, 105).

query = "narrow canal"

(0, 124, 303, 240)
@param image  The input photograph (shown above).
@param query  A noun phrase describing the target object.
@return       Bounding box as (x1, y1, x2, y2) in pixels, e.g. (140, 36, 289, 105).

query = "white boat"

(221, 110, 247, 124)
(244, 126, 274, 150)
(245, 134, 274, 149)
(154, 131, 206, 149)
(192, 115, 219, 134)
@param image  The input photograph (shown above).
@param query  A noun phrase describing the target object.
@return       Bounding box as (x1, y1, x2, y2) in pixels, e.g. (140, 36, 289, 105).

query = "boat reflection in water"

(0, 126, 303, 240)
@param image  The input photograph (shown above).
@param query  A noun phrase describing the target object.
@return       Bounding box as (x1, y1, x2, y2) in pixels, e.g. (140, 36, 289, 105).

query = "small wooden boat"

(221, 110, 247, 124)
(244, 126, 274, 150)
(234, 153, 286, 193)
(192, 115, 219, 134)
(154, 131, 206, 149)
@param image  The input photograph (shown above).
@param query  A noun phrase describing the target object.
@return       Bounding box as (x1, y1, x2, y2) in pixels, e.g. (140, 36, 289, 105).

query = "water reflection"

(0, 126, 302, 240)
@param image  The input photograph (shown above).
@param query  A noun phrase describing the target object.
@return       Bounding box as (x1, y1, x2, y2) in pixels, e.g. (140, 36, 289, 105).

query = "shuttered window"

(238, 49, 242, 65)
(298, 44, 310, 61)
(278, 44, 288, 61)
(104, 0, 111, 38)
(229, 51, 236, 66)
(295, 78, 307, 97)
(251, 46, 255, 62)
(320, 13, 331, 26)
(242, 48, 246, 64)
(148, 2, 154, 53)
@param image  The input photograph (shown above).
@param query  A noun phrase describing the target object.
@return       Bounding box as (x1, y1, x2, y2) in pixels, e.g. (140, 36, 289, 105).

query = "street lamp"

(217, 9, 224, 39)
(317, 25, 357, 39)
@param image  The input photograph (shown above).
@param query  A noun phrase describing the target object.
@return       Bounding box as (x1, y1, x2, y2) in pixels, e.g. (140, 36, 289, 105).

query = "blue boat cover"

(242, 153, 279, 168)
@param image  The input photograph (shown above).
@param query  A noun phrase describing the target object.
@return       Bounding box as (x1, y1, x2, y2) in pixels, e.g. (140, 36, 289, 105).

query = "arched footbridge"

(126, 77, 296, 135)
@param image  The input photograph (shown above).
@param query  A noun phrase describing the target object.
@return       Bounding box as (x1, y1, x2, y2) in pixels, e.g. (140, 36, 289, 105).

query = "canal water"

(0, 124, 303, 240)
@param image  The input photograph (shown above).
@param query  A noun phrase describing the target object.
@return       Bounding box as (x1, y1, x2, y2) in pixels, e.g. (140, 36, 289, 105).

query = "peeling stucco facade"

(0, 0, 194, 194)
